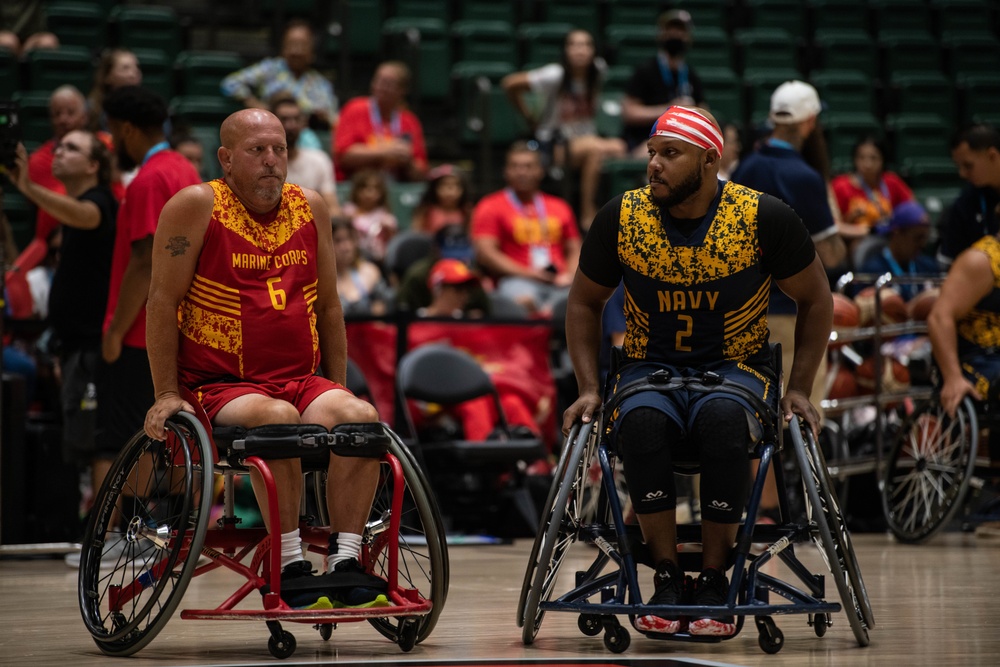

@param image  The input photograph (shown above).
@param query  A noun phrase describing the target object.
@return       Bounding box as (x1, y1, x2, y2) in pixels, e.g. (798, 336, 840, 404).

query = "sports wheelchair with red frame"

(76, 388, 448, 659)
(517, 352, 874, 654)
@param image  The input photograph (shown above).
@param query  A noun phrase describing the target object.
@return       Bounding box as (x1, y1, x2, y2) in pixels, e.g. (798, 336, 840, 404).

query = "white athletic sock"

(326, 532, 363, 572)
(280, 529, 303, 570)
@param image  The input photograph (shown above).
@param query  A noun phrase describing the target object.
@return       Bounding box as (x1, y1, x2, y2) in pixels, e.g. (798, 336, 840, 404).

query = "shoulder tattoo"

(166, 236, 191, 257)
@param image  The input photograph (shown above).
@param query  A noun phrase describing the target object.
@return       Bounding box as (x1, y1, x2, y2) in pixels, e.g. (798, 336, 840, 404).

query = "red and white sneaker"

(688, 568, 736, 636)
(635, 559, 683, 634)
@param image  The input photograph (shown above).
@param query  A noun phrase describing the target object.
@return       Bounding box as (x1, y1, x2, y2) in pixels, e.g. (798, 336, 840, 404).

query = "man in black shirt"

(564, 106, 831, 636)
(5, 131, 117, 541)
(621, 10, 705, 155)
(938, 124, 1000, 267)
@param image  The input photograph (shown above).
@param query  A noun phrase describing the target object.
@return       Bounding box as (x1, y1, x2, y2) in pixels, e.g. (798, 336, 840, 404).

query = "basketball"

(855, 286, 908, 325)
(827, 366, 858, 400)
(832, 293, 861, 328)
(908, 287, 940, 322)
(856, 356, 910, 393)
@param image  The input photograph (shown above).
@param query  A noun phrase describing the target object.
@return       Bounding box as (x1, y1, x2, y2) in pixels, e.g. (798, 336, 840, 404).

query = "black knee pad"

(693, 400, 751, 523)
(617, 407, 681, 514)
(617, 407, 672, 456)
(693, 400, 751, 460)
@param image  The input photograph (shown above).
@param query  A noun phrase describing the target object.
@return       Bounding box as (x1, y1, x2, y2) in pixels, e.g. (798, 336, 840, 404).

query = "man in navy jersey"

(563, 106, 831, 636)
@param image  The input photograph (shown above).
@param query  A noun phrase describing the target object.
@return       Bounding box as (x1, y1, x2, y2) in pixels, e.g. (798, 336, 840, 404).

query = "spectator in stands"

(621, 10, 704, 157)
(5, 87, 93, 293)
(471, 142, 581, 315)
(221, 19, 335, 148)
(171, 133, 206, 179)
(271, 93, 340, 216)
(397, 223, 488, 315)
(342, 169, 397, 262)
(502, 29, 627, 230)
(731, 81, 845, 522)
(82, 87, 201, 567)
(88, 49, 143, 132)
(333, 61, 428, 183)
(860, 201, 938, 300)
(0, 209, 38, 400)
(831, 135, 914, 238)
(4, 131, 117, 532)
(411, 164, 472, 236)
(717, 122, 742, 181)
(332, 216, 387, 316)
(418, 258, 482, 318)
(938, 123, 1000, 267)
(0, 1, 58, 56)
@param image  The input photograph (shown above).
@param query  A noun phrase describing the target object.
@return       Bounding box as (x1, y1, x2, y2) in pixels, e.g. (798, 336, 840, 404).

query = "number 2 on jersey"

(675, 315, 693, 352)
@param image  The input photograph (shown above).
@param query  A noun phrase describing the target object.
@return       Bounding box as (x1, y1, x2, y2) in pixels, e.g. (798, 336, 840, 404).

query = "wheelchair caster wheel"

(317, 623, 333, 641)
(756, 616, 784, 654)
(578, 614, 602, 636)
(398, 619, 419, 652)
(604, 625, 630, 653)
(268, 630, 296, 659)
(812, 613, 831, 637)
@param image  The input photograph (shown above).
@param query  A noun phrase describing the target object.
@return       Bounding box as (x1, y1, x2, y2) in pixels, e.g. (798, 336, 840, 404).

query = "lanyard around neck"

(368, 98, 401, 138)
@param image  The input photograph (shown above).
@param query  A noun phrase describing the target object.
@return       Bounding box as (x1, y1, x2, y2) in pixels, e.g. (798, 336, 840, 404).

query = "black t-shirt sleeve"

(79, 187, 117, 228)
(757, 193, 816, 280)
(579, 194, 625, 288)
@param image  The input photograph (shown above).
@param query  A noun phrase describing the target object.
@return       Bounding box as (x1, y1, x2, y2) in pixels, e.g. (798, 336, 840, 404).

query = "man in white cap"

(730, 80, 845, 522)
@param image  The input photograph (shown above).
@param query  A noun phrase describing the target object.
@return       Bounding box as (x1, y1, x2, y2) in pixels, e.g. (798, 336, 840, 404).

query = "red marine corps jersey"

(177, 180, 320, 388)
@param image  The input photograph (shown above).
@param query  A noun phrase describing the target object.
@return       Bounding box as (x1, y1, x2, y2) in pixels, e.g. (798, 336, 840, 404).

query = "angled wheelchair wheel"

(791, 419, 872, 647)
(519, 421, 597, 644)
(365, 428, 449, 645)
(881, 397, 979, 544)
(78, 412, 214, 656)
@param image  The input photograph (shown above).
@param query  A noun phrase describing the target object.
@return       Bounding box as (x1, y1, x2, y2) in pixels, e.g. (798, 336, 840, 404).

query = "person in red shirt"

(333, 61, 428, 182)
(831, 135, 914, 236)
(144, 109, 385, 610)
(471, 142, 581, 314)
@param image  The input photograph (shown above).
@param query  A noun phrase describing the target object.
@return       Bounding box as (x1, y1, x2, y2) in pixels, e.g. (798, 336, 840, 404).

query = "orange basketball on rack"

(856, 356, 911, 393)
(856, 286, 908, 325)
(827, 366, 858, 399)
(908, 287, 940, 322)
(832, 293, 861, 328)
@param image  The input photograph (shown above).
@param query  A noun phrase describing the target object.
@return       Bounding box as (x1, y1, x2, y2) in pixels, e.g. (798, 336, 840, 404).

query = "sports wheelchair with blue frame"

(76, 388, 448, 659)
(517, 355, 874, 654)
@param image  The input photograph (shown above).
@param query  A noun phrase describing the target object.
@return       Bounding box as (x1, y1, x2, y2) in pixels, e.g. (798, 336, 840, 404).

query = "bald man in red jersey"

(144, 109, 385, 610)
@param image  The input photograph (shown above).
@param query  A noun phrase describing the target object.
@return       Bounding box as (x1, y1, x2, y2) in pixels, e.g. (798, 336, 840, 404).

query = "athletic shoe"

(688, 568, 736, 636)
(65, 535, 158, 569)
(267, 560, 333, 609)
(635, 559, 683, 634)
(329, 558, 390, 608)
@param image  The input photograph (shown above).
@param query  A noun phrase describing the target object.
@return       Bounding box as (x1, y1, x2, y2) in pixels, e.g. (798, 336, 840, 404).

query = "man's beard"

(649, 167, 703, 209)
(117, 142, 137, 171)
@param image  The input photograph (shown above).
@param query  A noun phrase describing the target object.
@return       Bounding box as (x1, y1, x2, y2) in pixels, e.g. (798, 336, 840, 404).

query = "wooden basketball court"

(2, 532, 999, 666)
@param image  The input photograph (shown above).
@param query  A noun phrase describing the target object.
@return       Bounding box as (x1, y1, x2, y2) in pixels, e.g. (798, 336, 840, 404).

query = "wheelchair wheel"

(881, 397, 979, 544)
(79, 412, 214, 656)
(790, 419, 871, 647)
(519, 421, 597, 644)
(365, 428, 449, 645)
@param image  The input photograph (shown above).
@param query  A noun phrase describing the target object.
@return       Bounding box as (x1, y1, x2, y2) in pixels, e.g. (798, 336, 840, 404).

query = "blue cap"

(877, 200, 929, 235)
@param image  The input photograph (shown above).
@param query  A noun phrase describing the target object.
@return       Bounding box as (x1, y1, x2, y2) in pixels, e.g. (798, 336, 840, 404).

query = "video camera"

(0, 100, 22, 171)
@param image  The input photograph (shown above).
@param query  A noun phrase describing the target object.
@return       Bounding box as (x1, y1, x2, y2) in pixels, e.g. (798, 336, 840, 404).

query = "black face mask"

(660, 37, 687, 57)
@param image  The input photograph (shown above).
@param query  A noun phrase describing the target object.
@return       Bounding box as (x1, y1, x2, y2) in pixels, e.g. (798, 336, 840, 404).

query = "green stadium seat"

(879, 30, 943, 77)
(326, 0, 383, 58)
(538, 2, 599, 41)
(170, 96, 242, 128)
(673, 0, 730, 31)
(456, 2, 517, 23)
(388, 181, 427, 230)
(175, 51, 245, 97)
(942, 32, 1000, 78)
(601, 158, 648, 202)
(450, 61, 524, 145)
(743, 67, 801, 119)
(10, 92, 51, 145)
(132, 48, 174, 100)
(3, 191, 37, 253)
(517, 23, 574, 69)
(810, 69, 877, 117)
(930, 0, 997, 37)
(382, 18, 451, 99)
(890, 72, 957, 132)
(901, 158, 963, 190)
(0, 47, 18, 98)
(452, 20, 516, 67)
(745, 0, 807, 35)
(958, 74, 1000, 124)
(912, 186, 961, 226)
(886, 113, 952, 164)
(183, 124, 223, 181)
(604, 24, 656, 68)
(699, 67, 744, 126)
(869, 0, 933, 34)
(734, 27, 800, 75)
(603, 65, 633, 94)
(594, 92, 624, 138)
(607, 1, 659, 27)
(393, 0, 449, 21)
(812, 29, 878, 78)
(44, 2, 108, 52)
(822, 111, 882, 164)
(686, 26, 733, 70)
(25, 46, 93, 93)
(110, 5, 183, 60)
(808, 0, 870, 34)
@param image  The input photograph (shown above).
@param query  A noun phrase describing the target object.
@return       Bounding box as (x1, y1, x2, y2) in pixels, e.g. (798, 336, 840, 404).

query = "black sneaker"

(635, 559, 683, 634)
(688, 568, 736, 636)
(266, 560, 334, 610)
(328, 558, 390, 608)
